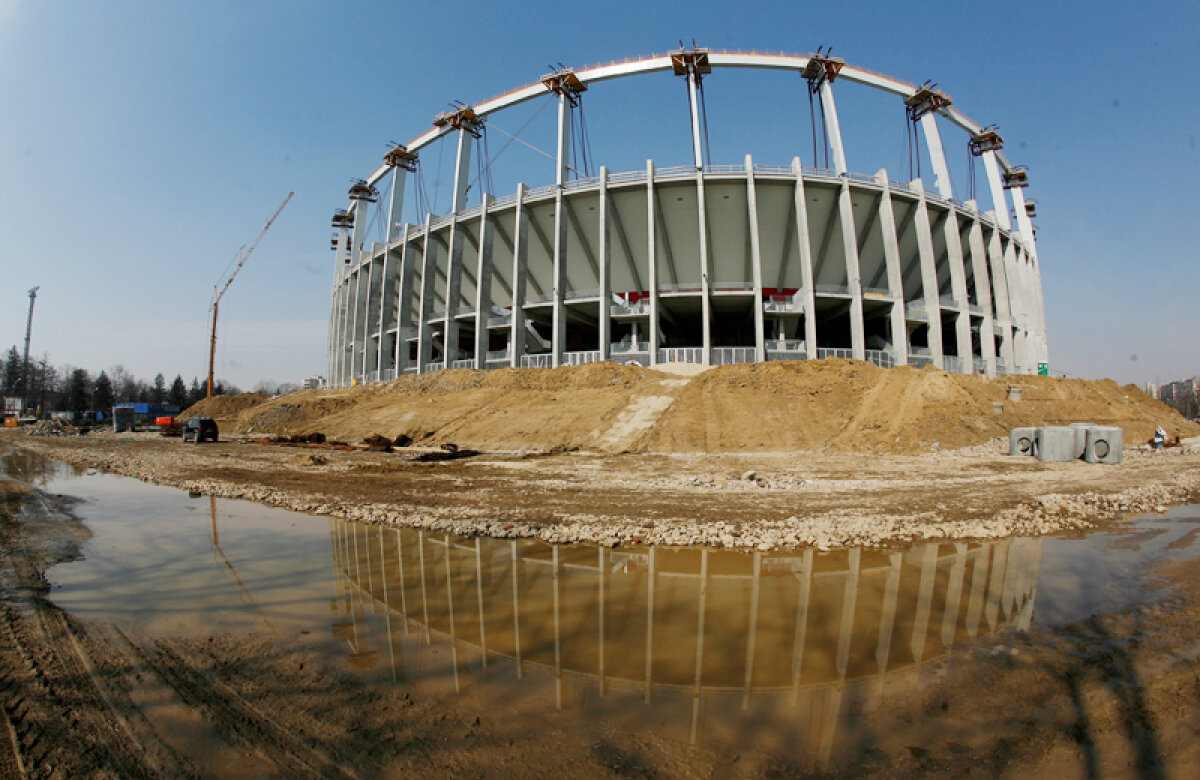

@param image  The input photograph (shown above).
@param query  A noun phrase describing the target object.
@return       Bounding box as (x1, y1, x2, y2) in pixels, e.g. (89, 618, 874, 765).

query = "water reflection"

(328, 518, 1041, 762)
(0, 447, 87, 486)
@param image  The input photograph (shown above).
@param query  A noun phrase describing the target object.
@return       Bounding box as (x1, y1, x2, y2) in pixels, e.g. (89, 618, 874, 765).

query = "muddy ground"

(2, 464, 1200, 777)
(6, 430, 1200, 550)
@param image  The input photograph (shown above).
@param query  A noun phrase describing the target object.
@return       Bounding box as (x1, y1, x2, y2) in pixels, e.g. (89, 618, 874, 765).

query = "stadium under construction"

(327, 48, 1047, 387)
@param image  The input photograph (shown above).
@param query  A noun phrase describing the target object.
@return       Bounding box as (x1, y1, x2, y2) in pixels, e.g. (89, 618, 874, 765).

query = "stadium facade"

(327, 49, 1047, 387)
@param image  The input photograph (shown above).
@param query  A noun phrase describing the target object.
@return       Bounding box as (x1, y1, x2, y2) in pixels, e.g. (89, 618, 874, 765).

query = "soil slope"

(221, 360, 1195, 454)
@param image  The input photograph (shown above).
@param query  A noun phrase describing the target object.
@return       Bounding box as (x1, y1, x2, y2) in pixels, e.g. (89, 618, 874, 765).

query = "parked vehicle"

(181, 417, 219, 443)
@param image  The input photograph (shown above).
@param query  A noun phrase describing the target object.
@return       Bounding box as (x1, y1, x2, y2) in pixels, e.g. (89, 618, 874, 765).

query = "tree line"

(1, 345, 242, 415)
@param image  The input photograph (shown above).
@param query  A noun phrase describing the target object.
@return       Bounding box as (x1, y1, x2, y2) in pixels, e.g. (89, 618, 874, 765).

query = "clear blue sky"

(1, 1, 1197, 390)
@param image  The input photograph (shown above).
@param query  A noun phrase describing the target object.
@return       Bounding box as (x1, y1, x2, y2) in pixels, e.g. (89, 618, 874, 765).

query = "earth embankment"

(200, 360, 1194, 454)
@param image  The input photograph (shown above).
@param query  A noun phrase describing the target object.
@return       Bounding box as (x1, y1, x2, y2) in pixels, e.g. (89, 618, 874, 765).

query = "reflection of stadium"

(327, 518, 1041, 760)
(328, 48, 1046, 388)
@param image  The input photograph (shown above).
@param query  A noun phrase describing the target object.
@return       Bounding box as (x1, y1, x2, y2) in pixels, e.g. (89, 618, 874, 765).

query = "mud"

(3, 452, 1200, 778)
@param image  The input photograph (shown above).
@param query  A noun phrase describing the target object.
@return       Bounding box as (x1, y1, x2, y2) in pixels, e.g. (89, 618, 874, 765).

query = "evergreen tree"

(92, 371, 114, 412)
(2, 346, 20, 396)
(188, 378, 205, 406)
(66, 368, 90, 414)
(168, 375, 187, 408)
(151, 373, 166, 403)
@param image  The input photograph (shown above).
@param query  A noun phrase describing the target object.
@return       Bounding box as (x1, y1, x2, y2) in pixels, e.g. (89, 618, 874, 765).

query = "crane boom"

(208, 192, 293, 397)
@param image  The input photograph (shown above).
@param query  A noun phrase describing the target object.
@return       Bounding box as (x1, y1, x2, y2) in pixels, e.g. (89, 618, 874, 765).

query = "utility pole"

(21, 287, 39, 414)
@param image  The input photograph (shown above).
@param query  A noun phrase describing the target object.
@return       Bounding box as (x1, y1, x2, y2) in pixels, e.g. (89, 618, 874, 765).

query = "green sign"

(1037, 362, 1049, 376)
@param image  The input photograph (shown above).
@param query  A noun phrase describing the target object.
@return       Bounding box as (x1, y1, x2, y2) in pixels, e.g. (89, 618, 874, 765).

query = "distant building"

(302, 376, 325, 391)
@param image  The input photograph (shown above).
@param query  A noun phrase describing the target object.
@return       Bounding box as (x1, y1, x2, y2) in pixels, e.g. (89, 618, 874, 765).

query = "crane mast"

(21, 286, 39, 413)
(208, 192, 293, 397)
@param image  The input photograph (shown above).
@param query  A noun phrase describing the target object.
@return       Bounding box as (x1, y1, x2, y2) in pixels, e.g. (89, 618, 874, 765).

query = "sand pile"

(178, 392, 270, 422)
(221, 360, 1196, 455)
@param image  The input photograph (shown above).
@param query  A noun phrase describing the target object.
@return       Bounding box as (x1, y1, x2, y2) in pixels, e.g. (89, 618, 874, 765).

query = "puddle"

(4, 447, 1200, 768)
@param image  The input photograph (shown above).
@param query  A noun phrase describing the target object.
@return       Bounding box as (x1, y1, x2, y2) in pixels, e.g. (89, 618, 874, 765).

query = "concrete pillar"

(473, 195, 494, 368)
(984, 225, 1014, 372)
(416, 215, 436, 372)
(919, 114, 953, 200)
(910, 544, 938, 663)
(874, 170, 908, 365)
(509, 184, 529, 368)
(981, 151, 1011, 230)
(451, 128, 473, 214)
(646, 161, 660, 366)
(376, 246, 392, 377)
(598, 167, 611, 360)
(818, 80, 847, 174)
(742, 551, 761, 709)
(964, 546, 990, 636)
(394, 228, 415, 374)
(551, 95, 571, 367)
(965, 211, 997, 374)
(347, 267, 363, 382)
(1004, 238, 1028, 372)
(644, 546, 656, 703)
(745, 155, 766, 362)
(386, 168, 407, 243)
(837, 180, 865, 361)
(941, 543, 967, 645)
(876, 553, 902, 682)
(942, 213, 974, 371)
(789, 549, 813, 703)
(444, 216, 464, 366)
(686, 69, 704, 169)
(696, 170, 713, 364)
(910, 180, 945, 370)
(836, 549, 861, 678)
(791, 158, 818, 358)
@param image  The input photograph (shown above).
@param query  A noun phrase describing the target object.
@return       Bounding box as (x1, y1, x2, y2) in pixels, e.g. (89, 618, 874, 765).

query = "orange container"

(155, 416, 175, 426)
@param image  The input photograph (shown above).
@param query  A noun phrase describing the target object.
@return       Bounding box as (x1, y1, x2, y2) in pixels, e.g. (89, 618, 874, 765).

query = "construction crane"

(208, 192, 293, 397)
(21, 286, 39, 413)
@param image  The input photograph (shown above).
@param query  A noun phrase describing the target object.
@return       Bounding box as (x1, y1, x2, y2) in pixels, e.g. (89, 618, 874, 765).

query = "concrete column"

(837, 180, 865, 360)
(742, 551, 761, 709)
(984, 225, 1014, 372)
(791, 158, 818, 358)
(875, 553, 902, 683)
(451, 128, 473, 214)
(598, 167, 611, 360)
(394, 227, 415, 374)
(874, 170, 908, 365)
(509, 184, 529, 368)
(1004, 238, 1028, 372)
(386, 168, 408, 243)
(416, 215, 436, 372)
(337, 271, 355, 385)
(964, 547, 990, 636)
(473, 195, 494, 368)
(646, 161, 660, 366)
(966, 211, 997, 374)
(644, 546, 656, 702)
(941, 543, 967, 645)
(942, 213, 973, 371)
(910, 180, 945, 369)
(444, 217, 464, 366)
(919, 114, 953, 200)
(363, 247, 381, 379)
(350, 198, 370, 265)
(745, 155, 766, 362)
(347, 267, 363, 382)
(551, 95, 571, 367)
(984, 539, 1009, 629)
(376, 246, 392, 377)
(836, 549, 861, 678)
(696, 170, 713, 364)
(981, 151, 1011, 230)
(818, 80, 847, 174)
(1009, 186, 1044, 365)
(910, 543, 938, 663)
(686, 70, 704, 169)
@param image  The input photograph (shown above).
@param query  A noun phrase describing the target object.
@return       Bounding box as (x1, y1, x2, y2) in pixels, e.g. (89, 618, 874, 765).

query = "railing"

(563, 351, 601, 366)
(711, 346, 756, 366)
(520, 353, 554, 369)
(973, 357, 988, 374)
(655, 164, 696, 180)
(525, 184, 556, 200)
(610, 300, 650, 316)
(428, 214, 454, 231)
(485, 349, 511, 362)
(908, 355, 934, 368)
(766, 339, 805, 352)
(802, 166, 839, 179)
(703, 164, 744, 174)
(943, 355, 965, 374)
(889, 179, 913, 193)
(767, 349, 807, 361)
(814, 284, 850, 296)
(450, 359, 476, 370)
(908, 346, 932, 356)
(381, 368, 397, 382)
(458, 204, 483, 220)
(995, 359, 1008, 374)
(487, 314, 512, 328)
(565, 288, 598, 300)
(608, 170, 646, 185)
(762, 293, 803, 313)
(864, 349, 895, 369)
(366, 370, 379, 383)
(563, 176, 601, 190)
(424, 362, 445, 373)
(611, 341, 650, 353)
(754, 164, 793, 175)
(844, 171, 878, 185)
(817, 347, 854, 360)
(712, 281, 754, 291)
(490, 192, 519, 208)
(658, 347, 704, 364)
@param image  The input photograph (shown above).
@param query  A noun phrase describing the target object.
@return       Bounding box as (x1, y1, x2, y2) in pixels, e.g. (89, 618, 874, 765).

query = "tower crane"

(208, 192, 293, 397)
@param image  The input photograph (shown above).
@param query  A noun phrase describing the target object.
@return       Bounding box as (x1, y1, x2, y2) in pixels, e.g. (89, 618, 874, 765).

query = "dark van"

(181, 417, 219, 443)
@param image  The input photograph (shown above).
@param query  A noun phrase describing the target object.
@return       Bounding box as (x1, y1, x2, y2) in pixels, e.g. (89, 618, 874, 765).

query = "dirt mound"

(178, 392, 270, 421)
(218, 361, 1197, 454)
